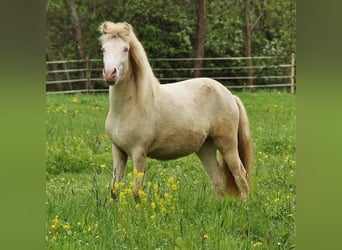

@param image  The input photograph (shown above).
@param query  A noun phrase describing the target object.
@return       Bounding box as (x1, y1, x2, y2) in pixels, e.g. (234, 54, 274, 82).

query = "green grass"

(46, 90, 296, 249)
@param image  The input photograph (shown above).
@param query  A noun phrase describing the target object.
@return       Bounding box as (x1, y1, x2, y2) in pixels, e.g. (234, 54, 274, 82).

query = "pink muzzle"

(103, 67, 119, 84)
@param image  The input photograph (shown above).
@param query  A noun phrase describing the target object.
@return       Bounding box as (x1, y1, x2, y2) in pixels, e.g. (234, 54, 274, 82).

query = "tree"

(63, 0, 85, 61)
(242, 0, 255, 86)
(193, 0, 207, 78)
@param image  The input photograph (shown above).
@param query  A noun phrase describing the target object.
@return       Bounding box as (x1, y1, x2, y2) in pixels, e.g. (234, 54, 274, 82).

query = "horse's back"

(159, 77, 237, 116)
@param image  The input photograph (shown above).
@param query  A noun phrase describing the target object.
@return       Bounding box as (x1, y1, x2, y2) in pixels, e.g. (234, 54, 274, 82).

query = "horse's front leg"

(132, 149, 147, 200)
(110, 144, 128, 199)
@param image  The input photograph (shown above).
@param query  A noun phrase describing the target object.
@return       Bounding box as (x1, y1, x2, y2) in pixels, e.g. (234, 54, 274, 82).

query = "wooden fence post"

(290, 53, 295, 94)
(85, 57, 90, 92)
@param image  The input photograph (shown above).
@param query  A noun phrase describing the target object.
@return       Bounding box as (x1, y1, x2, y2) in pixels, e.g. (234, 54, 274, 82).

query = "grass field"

(46, 90, 296, 249)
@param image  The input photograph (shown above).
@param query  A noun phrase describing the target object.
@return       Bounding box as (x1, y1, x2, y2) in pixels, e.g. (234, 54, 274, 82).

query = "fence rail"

(46, 54, 296, 94)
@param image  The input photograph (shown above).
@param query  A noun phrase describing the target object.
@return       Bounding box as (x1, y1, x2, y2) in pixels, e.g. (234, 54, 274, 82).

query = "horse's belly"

(147, 129, 207, 160)
(148, 147, 194, 160)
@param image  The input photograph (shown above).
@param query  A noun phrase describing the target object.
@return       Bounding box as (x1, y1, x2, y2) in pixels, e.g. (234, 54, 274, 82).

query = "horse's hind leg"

(215, 137, 250, 200)
(196, 138, 227, 200)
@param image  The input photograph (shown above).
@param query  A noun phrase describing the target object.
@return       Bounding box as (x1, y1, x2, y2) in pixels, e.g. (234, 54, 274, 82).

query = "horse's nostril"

(112, 68, 117, 74)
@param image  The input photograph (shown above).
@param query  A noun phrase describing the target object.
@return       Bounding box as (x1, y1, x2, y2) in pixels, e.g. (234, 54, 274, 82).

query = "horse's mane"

(99, 21, 159, 112)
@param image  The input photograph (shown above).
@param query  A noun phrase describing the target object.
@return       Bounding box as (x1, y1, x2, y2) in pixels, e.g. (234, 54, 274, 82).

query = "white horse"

(99, 21, 253, 200)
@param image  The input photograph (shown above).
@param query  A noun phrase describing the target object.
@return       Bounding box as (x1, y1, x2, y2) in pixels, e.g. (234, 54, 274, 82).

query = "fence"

(46, 54, 296, 94)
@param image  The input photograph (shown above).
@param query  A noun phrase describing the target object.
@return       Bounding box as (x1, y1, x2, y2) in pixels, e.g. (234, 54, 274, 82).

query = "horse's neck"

(109, 38, 159, 114)
(108, 69, 158, 115)
(126, 53, 159, 113)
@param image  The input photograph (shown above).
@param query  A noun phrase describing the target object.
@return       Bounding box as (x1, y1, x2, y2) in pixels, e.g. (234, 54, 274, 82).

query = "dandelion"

(113, 182, 124, 193)
(133, 169, 144, 179)
(167, 176, 174, 185)
(201, 234, 208, 240)
(147, 181, 152, 188)
(87, 226, 92, 232)
(52, 215, 59, 224)
(138, 189, 147, 202)
(63, 223, 70, 230)
(171, 184, 178, 191)
(150, 213, 156, 220)
(71, 97, 78, 103)
(288, 213, 293, 217)
(274, 197, 280, 203)
(151, 202, 156, 209)
(100, 164, 106, 169)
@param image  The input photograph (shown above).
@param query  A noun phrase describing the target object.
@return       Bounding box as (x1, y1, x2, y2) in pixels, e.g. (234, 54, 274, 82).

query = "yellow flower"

(100, 164, 106, 169)
(71, 97, 78, 103)
(138, 189, 147, 202)
(113, 182, 123, 192)
(150, 214, 156, 220)
(151, 202, 156, 209)
(171, 184, 178, 191)
(202, 234, 208, 240)
(253, 242, 262, 247)
(138, 189, 145, 197)
(167, 176, 174, 185)
(133, 169, 144, 179)
(147, 181, 152, 188)
(63, 223, 70, 230)
(274, 197, 280, 203)
(53, 215, 59, 223)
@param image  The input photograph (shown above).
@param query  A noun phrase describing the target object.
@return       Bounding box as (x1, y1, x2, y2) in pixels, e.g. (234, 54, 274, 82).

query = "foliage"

(46, 0, 295, 60)
(46, 91, 296, 249)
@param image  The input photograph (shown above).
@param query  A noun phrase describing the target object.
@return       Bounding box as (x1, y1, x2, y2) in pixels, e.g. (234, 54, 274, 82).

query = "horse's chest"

(105, 115, 150, 154)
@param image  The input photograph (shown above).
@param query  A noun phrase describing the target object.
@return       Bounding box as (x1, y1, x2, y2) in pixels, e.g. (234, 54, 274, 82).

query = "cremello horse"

(99, 21, 253, 200)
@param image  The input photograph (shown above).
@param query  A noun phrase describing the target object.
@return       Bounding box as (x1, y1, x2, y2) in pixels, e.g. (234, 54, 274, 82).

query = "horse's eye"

(123, 47, 129, 52)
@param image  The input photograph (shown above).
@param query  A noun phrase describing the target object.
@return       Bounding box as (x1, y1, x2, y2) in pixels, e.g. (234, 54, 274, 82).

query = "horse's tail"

(222, 95, 253, 197)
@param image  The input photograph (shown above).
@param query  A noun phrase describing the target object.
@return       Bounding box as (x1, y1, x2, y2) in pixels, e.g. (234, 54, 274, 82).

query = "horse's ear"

(98, 22, 108, 34)
(123, 22, 131, 34)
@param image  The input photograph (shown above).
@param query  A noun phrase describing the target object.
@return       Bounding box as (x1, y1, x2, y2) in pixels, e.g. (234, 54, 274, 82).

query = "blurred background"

(46, 0, 296, 92)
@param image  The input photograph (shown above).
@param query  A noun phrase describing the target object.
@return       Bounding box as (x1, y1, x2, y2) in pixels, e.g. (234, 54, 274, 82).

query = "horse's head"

(99, 22, 131, 85)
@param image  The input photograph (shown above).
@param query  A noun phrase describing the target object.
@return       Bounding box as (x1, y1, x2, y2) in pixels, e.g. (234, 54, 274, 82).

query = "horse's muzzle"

(103, 67, 119, 84)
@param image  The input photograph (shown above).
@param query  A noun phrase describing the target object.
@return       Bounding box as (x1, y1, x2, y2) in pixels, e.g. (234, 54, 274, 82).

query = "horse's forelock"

(99, 21, 131, 44)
